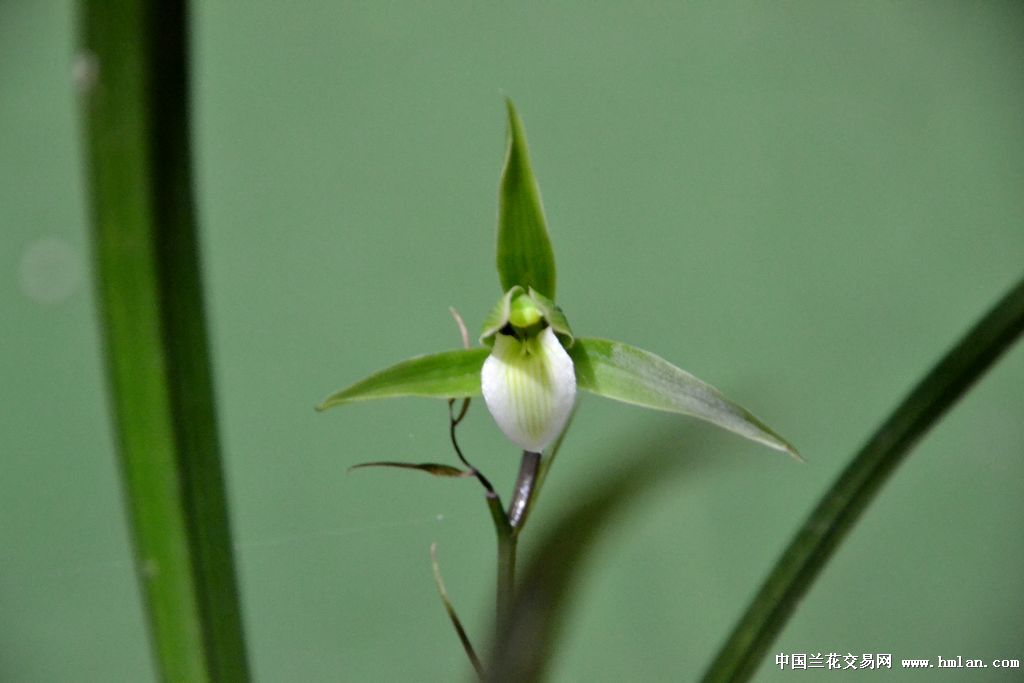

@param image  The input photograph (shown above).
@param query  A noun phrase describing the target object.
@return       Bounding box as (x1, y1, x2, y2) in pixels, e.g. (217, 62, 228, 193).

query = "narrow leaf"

(496, 99, 557, 299)
(348, 461, 471, 478)
(703, 275, 1024, 682)
(80, 1, 249, 680)
(317, 348, 489, 410)
(569, 338, 799, 458)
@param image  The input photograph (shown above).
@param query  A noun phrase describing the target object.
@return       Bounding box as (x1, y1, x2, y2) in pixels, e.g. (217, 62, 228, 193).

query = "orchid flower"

(318, 101, 798, 463)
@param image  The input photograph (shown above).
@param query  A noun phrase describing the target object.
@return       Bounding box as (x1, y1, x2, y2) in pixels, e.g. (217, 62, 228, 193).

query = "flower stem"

(491, 450, 544, 637)
(507, 451, 542, 530)
(487, 492, 516, 630)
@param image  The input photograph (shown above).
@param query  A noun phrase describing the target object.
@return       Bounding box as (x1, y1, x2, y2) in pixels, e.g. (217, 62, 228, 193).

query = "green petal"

(317, 348, 489, 410)
(496, 99, 557, 299)
(480, 285, 524, 344)
(569, 338, 799, 458)
(528, 287, 574, 346)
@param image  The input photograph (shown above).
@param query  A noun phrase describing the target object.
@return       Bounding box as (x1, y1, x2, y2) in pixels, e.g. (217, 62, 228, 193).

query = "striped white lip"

(481, 326, 576, 453)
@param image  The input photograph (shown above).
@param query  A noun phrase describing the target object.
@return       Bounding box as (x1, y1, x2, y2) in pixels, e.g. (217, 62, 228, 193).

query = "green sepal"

(480, 285, 524, 345)
(568, 338, 800, 458)
(317, 348, 489, 410)
(496, 99, 557, 299)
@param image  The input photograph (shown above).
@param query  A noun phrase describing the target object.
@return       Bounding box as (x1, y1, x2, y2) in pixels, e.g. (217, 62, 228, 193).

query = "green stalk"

(703, 274, 1024, 682)
(493, 451, 542, 636)
(488, 492, 517, 631)
(79, 1, 250, 680)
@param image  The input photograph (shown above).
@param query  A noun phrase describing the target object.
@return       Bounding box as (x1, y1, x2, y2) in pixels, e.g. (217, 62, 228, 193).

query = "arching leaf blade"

(569, 338, 799, 458)
(497, 99, 557, 299)
(317, 348, 489, 410)
(81, 1, 250, 679)
(703, 275, 1024, 682)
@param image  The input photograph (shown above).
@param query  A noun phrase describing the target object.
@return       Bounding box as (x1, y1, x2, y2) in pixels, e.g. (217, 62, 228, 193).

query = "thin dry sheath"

(447, 398, 498, 497)
(446, 305, 502, 499)
(430, 543, 484, 679)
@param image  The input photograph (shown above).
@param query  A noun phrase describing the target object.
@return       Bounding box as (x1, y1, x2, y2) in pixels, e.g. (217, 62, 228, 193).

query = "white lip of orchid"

(481, 326, 577, 453)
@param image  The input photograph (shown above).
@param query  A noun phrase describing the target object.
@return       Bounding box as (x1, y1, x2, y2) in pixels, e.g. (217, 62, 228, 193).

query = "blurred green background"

(2, 2, 1022, 681)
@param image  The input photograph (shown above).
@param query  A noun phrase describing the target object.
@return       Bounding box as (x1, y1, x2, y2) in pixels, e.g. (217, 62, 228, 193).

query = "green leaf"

(348, 461, 471, 477)
(497, 99, 557, 299)
(317, 348, 489, 410)
(80, 1, 249, 680)
(569, 338, 799, 458)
